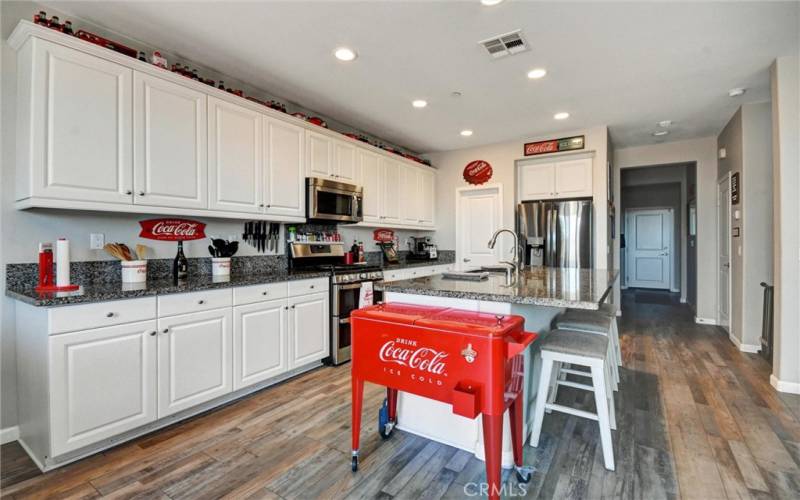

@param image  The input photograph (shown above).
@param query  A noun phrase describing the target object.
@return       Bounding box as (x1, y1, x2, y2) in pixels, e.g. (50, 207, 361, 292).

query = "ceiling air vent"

(478, 29, 528, 59)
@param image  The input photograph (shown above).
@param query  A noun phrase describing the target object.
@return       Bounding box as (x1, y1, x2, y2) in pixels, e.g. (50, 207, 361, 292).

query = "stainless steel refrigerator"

(517, 199, 593, 268)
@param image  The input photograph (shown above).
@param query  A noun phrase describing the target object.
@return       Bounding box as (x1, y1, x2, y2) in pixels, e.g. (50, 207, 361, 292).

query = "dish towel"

(359, 281, 374, 308)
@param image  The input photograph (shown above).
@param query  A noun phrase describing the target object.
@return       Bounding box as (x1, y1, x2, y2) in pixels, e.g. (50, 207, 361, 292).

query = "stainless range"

(288, 242, 383, 365)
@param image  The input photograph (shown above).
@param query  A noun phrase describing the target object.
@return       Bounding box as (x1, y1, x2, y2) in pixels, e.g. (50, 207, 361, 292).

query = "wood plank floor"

(2, 289, 799, 499)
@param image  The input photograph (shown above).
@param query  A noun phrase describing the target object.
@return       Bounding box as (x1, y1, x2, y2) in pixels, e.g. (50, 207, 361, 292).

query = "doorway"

(456, 185, 502, 270)
(624, 208, 673, 289)
(717, 175, 731, 331)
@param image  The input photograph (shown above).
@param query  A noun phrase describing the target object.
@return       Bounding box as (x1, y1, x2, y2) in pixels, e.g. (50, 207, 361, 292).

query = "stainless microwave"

(306, 178, 363, 223)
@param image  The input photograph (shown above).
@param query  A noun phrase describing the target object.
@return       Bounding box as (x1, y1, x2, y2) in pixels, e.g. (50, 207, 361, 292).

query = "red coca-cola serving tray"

(139, 218, 206, 241)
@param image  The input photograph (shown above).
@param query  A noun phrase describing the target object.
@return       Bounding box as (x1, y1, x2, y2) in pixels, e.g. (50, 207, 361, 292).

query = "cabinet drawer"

(288, 277, 329, 297)
(49, 297, 156, 335)
(233, 282, 288, 306)
(158, 289, 232, 317)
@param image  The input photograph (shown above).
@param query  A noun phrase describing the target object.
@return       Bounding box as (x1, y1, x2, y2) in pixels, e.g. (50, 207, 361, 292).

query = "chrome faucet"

(488, 228, 521, 284)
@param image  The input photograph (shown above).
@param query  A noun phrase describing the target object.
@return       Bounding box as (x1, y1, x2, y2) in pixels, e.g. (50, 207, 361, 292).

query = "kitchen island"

(377, 266, 618, 466)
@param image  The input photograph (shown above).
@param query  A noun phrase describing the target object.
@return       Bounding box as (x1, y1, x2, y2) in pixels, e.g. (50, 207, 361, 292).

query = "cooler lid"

(351, 303, 449, 325)
(414, 309, 524, 338)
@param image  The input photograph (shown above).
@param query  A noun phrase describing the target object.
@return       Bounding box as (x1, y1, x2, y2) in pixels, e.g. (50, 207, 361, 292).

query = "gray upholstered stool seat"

(540, 329, 609, 359)
(555, 311, 613, 334)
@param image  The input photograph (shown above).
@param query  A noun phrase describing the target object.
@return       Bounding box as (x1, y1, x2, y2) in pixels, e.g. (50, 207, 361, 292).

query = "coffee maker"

(408, 236, 438, 260)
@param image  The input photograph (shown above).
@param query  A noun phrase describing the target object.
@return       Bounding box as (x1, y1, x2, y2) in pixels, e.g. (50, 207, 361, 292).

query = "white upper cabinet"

(519, 162, 557, 200)
(359, 150, 382, 223)
(264, 117, 305, 217)
(305, 130, 333, 178)
(22, 39, 133, 204)
(554, 158, 593, 198)
(518, 157, 592, 201)
(332, 139, 358, 182)
(381, 158, 402, 224)
(418, 168, 436, 226)
(134, 72, 207, 209)
(208, 96, 262, 213)
(400, 167, 420, 225)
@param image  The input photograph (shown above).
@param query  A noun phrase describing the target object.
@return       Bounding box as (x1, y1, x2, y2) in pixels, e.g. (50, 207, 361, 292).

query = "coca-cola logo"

(463, 160, 493, 185)
(373, 228, 395, 243)
(379, 340, 448, 375)
(139, 218, 207, 241)
(524, 135, 585, 156)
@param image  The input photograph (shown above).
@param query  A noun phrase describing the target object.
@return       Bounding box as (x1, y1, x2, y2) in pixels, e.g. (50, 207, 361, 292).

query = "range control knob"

(359, 273, 367, 280)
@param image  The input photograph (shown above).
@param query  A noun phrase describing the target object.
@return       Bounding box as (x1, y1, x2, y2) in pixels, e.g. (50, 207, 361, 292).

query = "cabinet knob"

(138, 191, 145, 196)
(149, 331, 156, 336)
(309, 285, 315, 289)
(267, 204, 271, 208)
(198, 300, 205, 305)
(284, 306, 288, 310)
(125, 190, 132, 195)
(162, 328, 169, 333)
(259, 203, 265, 208)
(262, 291, 268, 296)
(291, 305, 296, 309)
(106, 312, 114, 318)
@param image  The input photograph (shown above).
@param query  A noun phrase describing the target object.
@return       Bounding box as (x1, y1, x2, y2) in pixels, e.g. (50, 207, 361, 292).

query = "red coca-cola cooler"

(350, 303, 538, 500)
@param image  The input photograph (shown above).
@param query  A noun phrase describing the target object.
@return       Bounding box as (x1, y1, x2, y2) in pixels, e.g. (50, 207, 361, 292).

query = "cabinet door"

(359, 150, 382, 223)
(519, 162, 556, 200)
(28, 39, 133, 203)
(208, 97, 262, 213)
(49, 320, 157, 456)
(381, 158, 402, 224)
(333, 140, 358, 182)
(233, 299, 287, 390)
(418, 168, 435, 226)
(288, 292, 329, 368)
(400, 167, 420, 225)
(264, 118, 305, 217)
(134, 72, 207, 209)
(305, 130, 333, 178)
(157, 309, 232, 417)
(554, 158, 593, 197)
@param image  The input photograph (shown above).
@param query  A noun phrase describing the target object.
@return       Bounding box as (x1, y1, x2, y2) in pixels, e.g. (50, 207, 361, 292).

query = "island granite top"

(379, 267, 619, 310)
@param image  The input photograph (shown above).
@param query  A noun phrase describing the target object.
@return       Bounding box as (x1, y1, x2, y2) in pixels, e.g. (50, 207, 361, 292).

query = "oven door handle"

(338, 317, 351, 324)
(335, 283, 362, 290)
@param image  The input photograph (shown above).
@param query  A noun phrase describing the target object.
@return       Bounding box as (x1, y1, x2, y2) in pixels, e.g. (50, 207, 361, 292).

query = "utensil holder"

(212, 257, 231, 276)
(121, 260, 147, 283)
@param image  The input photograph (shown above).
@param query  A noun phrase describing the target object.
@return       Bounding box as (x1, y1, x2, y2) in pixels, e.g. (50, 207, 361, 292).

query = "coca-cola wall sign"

(524, 135, 585, 156)
(372, 228, 395, 243)
(463, 160, 493, 185)
(139, 218, 207, 241)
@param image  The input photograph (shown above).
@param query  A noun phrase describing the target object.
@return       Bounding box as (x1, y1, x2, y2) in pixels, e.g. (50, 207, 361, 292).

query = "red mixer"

(350, 303, 538, 500)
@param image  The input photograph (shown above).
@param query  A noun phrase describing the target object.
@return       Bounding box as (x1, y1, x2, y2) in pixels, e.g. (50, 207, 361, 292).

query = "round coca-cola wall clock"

(139, 218, 207, 241)
(463, 160, 493, 185)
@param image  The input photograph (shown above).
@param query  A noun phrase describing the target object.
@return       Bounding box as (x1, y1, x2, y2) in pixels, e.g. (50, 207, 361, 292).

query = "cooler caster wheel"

(351, 456, 358, 472)
(515, 465, 533, 483)
(378, 399, 396, 440)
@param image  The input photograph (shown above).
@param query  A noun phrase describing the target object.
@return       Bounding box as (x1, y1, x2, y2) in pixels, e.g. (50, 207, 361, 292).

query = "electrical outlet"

(228, 234, 238, 242)
(90, 233, 105, 250)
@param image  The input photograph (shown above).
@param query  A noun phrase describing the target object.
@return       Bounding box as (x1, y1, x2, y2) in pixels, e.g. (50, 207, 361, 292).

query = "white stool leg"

(612, 319, 622, 367)
(607, 342, 619, 391)
(546, 361, 563, 412)
(591, 360, 615, 471)
(530, 355, 555, 447)
(605, 361, 617, 430)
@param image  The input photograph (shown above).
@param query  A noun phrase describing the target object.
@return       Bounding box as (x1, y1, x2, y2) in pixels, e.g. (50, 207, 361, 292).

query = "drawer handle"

(198, 300, 205, 305)
(309, 285, 315, 289)
(262, 291, 268, 296)
(149, 331, 156, 336)
(162, 328, 169, 334)
(106, 312, 115, 318)
(138, 191, 145, 196)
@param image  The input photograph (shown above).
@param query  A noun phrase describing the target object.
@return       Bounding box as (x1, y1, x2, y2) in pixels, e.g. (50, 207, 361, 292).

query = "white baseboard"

(0, 425, 19, 445)
(670, 288, 680, 293)
(616, 310, 622, 317)
(770, 374, 800, 394)
(621, 285, 628, 290)
(695, 316, 717, 325)
(728, 333, 761, 353)
(680, 297, 687, 303)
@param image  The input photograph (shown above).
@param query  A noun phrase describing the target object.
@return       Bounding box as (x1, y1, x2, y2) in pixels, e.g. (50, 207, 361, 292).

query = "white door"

(359, 150, 382, 223)
(554, 158, 593, 197)
(134, 72, 207, 209)
(718, 177, 731, 330)
(49, 320, 157, 456)
(518, 162, 556, 201)
(418, 168, 436, 226)
(457, 186, 502, 269)
(157, 309, 232, 417)
(333, 140, 358, 182)
(625, 208, 672, 289)
(233, 300, 287, 390)
(306, 130, 333, 178)
(264, 118, 305, 217)
(288, 292, 329, 368)
(400, 167, 420, 225)
(208, 97, 262, 213)
(381, 158, 402, 224)
(30, 40, 133, 204)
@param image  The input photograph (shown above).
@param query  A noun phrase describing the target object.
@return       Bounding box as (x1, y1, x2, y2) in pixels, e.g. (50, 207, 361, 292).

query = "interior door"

(457, 186, 501, 269)
(264, 117, 304, 217)
(134, 72, 208, 209)
(625, 208, 672, 289)
(359, 150, 382, 223)
(718, 178, 731, 329)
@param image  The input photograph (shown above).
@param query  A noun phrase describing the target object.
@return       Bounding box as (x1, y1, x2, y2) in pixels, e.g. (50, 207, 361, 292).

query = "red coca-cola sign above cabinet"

(463, 160, 493, 185)
(139, 218, 207, 241)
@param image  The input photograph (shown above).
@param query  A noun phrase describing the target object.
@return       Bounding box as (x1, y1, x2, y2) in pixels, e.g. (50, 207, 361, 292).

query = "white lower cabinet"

(157, 308, 233, 418)
(233, 299, 287, 390)
(288, 292, 329, 368)
(49, 320, 158, 456)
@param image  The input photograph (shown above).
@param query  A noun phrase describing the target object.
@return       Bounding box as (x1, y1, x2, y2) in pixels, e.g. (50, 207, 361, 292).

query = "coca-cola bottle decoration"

(173, 241, 188, 283)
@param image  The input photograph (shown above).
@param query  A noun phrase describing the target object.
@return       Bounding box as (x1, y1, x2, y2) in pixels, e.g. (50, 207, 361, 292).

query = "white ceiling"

(45, 1, 798, 152)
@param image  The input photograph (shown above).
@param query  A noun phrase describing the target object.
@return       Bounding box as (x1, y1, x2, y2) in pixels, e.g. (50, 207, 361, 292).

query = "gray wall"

(0, 1, 430, 430)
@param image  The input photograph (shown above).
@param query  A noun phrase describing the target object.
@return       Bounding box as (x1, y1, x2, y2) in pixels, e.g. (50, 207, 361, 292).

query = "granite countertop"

(6, 270, 330, 307)
(382, 259, 451, 270)
(379, 267, 619, 310)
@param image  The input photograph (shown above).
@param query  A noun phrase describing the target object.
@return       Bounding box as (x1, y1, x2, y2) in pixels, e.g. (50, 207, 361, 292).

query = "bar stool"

(530, 329, 616, 471)
(558, 303, 622, 368)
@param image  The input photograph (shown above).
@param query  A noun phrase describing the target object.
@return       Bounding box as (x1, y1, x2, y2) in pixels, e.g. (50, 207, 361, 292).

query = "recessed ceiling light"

(527, 68, 547, 79)
(653, 130, 669, 137)
(412, 99, 427, 108)
(460, 129, 474, 137)
(334, 47, 357, 62)
(553, 112, 569, 120)
(658, 120, 673, 128)
(480, 0, 505, 6)
(728, 87, 746, 97)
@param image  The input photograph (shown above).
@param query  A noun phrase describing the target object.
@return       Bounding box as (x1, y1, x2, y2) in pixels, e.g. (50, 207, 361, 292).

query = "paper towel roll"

(56, 238, 70, 286)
